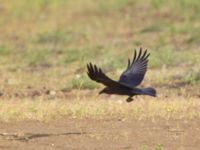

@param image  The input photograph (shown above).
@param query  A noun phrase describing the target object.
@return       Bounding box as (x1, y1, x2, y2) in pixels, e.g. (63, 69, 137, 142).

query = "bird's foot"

(126, 97, 134, 102)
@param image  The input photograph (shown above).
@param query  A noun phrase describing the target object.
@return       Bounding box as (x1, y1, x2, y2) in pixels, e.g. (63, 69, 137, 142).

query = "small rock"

(46, 90, 56, 96)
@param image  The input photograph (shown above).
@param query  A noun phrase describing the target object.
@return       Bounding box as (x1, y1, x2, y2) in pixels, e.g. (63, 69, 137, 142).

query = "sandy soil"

(0, 118, 199, 150)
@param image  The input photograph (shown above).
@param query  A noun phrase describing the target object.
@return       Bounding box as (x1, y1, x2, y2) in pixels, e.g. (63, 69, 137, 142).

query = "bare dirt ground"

(0, 118, 200, 150)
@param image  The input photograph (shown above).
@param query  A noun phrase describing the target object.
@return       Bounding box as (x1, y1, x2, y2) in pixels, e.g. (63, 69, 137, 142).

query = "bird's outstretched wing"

(119, 48, 150, 87)
(87, 63, 128, 89)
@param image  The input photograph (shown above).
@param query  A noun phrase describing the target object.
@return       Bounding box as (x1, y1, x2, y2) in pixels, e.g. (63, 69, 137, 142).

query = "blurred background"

(0, 0, 199, 96)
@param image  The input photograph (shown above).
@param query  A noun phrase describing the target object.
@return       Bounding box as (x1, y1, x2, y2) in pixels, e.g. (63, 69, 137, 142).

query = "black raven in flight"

(87, 48, 156, 102)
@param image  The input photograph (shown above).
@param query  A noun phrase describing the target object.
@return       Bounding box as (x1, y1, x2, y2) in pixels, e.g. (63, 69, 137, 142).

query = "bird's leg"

(126, 96, 134, 102)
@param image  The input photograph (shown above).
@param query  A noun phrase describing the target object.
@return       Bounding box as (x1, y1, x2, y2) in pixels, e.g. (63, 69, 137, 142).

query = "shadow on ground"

(0, 132, 88, 141)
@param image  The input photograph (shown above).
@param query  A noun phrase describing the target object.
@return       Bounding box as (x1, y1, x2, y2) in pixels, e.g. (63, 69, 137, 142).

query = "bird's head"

(99, 87, 111, 95)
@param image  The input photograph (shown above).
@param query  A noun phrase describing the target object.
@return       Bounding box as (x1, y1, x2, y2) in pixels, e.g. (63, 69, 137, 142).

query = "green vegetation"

(141, 144, 163, 150)
(0, 45, 13, 56)
(185, 70, 200, 84)
(0, 0, 199, 90)
(69, 74, 98, 89)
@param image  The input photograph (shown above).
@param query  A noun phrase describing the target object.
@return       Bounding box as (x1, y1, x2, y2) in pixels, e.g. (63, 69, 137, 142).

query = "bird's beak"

(99, 90, 104, 95)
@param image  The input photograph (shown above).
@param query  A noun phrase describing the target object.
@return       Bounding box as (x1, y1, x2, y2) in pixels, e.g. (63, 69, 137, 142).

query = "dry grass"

(0, 91, 199, 122)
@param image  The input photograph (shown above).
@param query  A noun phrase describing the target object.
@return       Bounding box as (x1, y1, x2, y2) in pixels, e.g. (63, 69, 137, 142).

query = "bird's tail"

(141, 87, 156, 97)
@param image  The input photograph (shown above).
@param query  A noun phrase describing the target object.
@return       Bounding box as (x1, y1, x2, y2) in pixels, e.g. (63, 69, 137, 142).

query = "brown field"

(0, 118, 200, 150)
(0, 0, 200, 149)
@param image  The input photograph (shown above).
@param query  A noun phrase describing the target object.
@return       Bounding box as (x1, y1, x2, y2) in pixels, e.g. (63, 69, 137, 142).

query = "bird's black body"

(87, 48, 156, 102)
